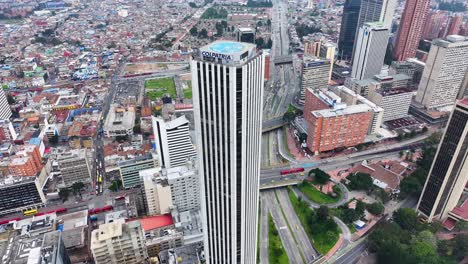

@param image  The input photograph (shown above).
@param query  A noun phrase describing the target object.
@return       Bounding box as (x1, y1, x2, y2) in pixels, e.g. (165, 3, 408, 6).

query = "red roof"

(133, 214, 173, 231)
(451, 199, 468, 220)
(442, 218, 456, 230)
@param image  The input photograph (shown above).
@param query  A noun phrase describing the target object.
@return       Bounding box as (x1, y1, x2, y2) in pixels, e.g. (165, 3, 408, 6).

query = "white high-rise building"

(90, 219, 148, 264)
(165, 163, 200, 212)
(357, 0, 396, 31)
(191, 41, 264, 264)
(415, 35, 468, 110)
(152, 115, 196, 168)
(299, 56, 330, 105)
(352, 22, 389, 80)
(0, 89, 12, 120)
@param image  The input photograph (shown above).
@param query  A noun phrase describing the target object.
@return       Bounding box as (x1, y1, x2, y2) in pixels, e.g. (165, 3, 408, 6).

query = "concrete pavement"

(259, 194, 270, 264)
(263, 190, 304, 264)
(276, 189, 318, 262)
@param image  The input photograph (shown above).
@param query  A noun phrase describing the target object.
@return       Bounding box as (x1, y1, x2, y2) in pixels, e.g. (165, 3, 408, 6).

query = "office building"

(417, 98, 468, 222)
(415, 35, 468, 109)
(91, 219, 148, 264)
(103, 105, 136, 138)
(0, 231, 71, 264)
(17, 144, 42, 170)
(191, 41, 264, 263)
(141, 168, 173, 215)
(390, 58, 425, 87)
(58, 149, 92, 187)
(299, 57, 330, 105)
(0, 176, 46, 215)
(368, 87, 413, 121)
(0, 89, 12, 120)
(338, 0, 362, 60)
(0, 119, 17, 141)
(357, 0, 396, 30)
(146, 229, 184, 257)
(236, 28, 255, 44)
(346, 73, 411, 97)
(152, 116, 196, 169)
(352, 22, 389, 80)
(165, 163, 200, 212)
(118, 153, 158, 188)
(304, 88, 372, 153)
(392, 0, 431, 61)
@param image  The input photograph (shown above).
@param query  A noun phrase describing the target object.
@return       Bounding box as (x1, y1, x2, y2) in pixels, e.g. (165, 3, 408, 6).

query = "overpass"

(273, 55, 293, 65)
(262, 117, 287, 133)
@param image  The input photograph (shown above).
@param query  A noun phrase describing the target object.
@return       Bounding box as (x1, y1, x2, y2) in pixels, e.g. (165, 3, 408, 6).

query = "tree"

(412, 230, 437, 249)
(189, 2, 197, 8)
(347, 172, 373, 191)
(71, 181, 85, 198)
(366, 202, 384, 215)
(299, 133, 307, 142)
(393, 208, 419, 232)
(317, 206, 329, 221)
(283, 111, 295, 122)
(309, 168, 330, 184)
(255, 37, 265, 48)
(199, 28, 208, 38)
(7, 94, 15, 104)
(190, 26, 198, 36)
(399, 176, 422, 198)
(341, 208, 359, 223)
(355, 200, 366, 216)
(58, 188, 70, 201)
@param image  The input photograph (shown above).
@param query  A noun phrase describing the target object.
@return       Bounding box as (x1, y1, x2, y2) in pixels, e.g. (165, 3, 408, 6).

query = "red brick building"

(304, 89, 371, 153)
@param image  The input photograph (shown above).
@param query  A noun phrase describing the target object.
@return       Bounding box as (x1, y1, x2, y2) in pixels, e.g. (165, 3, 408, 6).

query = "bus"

(23, 209, 38, 216)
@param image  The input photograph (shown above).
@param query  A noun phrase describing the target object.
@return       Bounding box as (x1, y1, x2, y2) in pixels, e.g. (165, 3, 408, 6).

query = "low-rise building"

(104, 105, 136, 138)
(90, 219, 148, 264)
(57, 149, 92, 187)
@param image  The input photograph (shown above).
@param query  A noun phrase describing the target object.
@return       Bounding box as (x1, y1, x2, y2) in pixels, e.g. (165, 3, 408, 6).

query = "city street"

(259, 194, 270, 264)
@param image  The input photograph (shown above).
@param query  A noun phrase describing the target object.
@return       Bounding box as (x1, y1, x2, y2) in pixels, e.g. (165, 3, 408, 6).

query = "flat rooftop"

(377, 87, 413, 96)
(130, 214, 174, 232)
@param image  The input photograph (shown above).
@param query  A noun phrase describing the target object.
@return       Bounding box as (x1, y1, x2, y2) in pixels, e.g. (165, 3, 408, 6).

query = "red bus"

(280, 167, 305, 176)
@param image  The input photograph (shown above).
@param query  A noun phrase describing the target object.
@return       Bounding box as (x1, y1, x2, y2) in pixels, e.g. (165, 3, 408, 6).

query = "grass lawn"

(183, 80, 193, 99)
(268, 213, 290, 264)
(145, 77, 176, 99)
(348, 223, 357, 234)
(288, 189, 340, 254)
(298, 182, 341, 204)
(287, 104, 296, 113)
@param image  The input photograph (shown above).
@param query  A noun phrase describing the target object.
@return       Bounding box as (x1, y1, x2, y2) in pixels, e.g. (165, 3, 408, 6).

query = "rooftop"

(132, 214, 174, 232)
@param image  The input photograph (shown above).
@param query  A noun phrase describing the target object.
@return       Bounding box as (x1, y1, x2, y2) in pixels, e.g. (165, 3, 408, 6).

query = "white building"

(357, 0, 396, 31)
(191, 41, 264, 263)
(368, 87, 413, 122)
(90, 219, 148, 264)
(104, 105, 136, 138)
(415, 35, 468, 110)
(0, 89, 12, 120)
(299, 57, 330, 105)
(0, 119, 17, 141)
(152, 116, 197, 169)
(352, 22, 389, 80)
(57, 149, 92, 187)
(141, 168, 173, 216)
(165, 163, 200, 212)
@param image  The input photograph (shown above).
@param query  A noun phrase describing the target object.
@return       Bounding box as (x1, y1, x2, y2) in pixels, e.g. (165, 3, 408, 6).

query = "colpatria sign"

(201, 51, 232, 60)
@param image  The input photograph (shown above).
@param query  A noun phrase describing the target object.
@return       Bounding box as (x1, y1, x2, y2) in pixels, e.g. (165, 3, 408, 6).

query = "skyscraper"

(417, 98, 468, 222)
(351, 22, 389, 80)
(357, 0, 396, 31)
(415, 35, 468, 109)
(392, 0, 431, 61)
(445, 15, 463, 37)
(338, 0, 362, 60)
(152, 115, 197, 169)
(422, 11, 449, 40)
(191, 41, 264, 263)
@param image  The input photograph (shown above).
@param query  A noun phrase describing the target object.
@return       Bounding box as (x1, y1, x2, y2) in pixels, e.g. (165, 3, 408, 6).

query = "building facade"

(392, 0, 431, 61)
(191, 41, 264, 263)
(91, 219, 148, 264)
(118, 153, 158, 189)
(0, 119, 17, 141)
(368, 87, 413, 121)
(0, 177, 46, 215)
(415, 35, 468, 109)
(390, 58, 425, 87)
(305, 89, 372, 153)
(58, 149, 92, 187)
(357, 0, 396, 30)
(141, 169, 173, 215)
(152, 116, 196, 169)
(165, 164, 200, 212)
(299, 57, 330, 105)
(338, 0, 362, 61)
(352, 22, 389, 80)
(417, 99, 468, 222)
